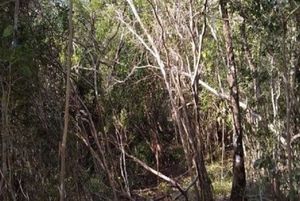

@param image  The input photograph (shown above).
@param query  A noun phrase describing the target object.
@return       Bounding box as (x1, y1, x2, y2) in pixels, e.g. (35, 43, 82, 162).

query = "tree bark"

(59, 0, 73, 200)
(220, 1, 246, 200)
(281, 20, 293, 200)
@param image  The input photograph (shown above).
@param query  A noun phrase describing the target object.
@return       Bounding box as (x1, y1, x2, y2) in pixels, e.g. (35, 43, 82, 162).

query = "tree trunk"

(192, 75, 214, 201)
(1, 77, 9, 200)
(59, 0, 73, 200)
(281, 20, 293, 200)
(172, 73, 213, 201)
(0, 1, 19, 200)
(220, 1, 246, 200)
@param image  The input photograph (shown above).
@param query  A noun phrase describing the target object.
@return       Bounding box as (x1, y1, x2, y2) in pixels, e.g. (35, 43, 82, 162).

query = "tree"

(220, 0, 246, 200)
(59, 0, 73, 200)
(1, 0, 300, 200)
(120, 0, 214, 200)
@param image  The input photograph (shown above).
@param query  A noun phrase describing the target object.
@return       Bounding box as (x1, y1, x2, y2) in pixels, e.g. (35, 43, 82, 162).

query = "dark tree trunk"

(220, 1, 246, 200)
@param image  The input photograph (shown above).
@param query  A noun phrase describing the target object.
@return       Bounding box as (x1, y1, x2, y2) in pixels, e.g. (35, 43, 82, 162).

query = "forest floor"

(129, 159, 286, 201)
(130, 160, 233, 201)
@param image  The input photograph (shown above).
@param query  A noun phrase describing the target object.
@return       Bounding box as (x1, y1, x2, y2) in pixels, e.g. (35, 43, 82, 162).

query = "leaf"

(2, 25, 13, 37)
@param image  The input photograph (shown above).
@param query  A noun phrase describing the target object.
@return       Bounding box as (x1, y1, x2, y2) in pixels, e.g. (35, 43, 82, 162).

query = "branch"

(122, 0, 261, 121)
(174, 175, 198, 200)
(291, 133, 300, 144)
(124, 0, 167, 80)
(191, 0, 208, 86)
(198, 80, 261, 118)
(117, 16, 156, 57)
(175, 68, 262, 120)
(125, 152, 187, 197)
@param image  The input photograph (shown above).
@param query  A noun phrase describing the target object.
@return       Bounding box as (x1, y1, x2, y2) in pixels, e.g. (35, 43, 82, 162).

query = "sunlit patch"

(235, 155, 241, 165)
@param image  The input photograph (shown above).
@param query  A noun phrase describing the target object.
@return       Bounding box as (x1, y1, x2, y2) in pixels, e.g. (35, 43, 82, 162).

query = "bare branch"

(124, 0, 167, 80)
(125, 152, 187, 197)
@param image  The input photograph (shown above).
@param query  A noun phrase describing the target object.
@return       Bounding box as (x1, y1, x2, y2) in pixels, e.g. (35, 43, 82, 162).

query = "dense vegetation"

(0, 0, 299, 200)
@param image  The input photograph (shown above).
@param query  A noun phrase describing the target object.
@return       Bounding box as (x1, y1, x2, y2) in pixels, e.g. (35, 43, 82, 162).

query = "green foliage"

(213, 179, 232, 198)
(2, 25, 13, 37)
(87, 177, 104, 193)
(1, 0, 300, 200)
(207, 161, 232, 198)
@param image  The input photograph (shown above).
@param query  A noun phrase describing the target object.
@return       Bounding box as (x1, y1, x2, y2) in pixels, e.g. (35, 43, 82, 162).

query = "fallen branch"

(125, 152, 187, 199)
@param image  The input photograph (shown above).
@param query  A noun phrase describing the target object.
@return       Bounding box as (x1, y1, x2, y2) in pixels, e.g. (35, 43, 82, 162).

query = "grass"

(207, 161, 232, 199)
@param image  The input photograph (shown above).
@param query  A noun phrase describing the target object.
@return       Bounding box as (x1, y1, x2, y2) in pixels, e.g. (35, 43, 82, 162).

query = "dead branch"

(124, 152, 187, 199)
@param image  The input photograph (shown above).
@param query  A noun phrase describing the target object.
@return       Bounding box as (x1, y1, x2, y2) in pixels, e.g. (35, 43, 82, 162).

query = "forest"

(0, 0, 300, 201)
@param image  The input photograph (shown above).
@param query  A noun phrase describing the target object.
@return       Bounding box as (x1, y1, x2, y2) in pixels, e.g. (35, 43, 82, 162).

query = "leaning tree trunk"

(220, 1, 246, 200)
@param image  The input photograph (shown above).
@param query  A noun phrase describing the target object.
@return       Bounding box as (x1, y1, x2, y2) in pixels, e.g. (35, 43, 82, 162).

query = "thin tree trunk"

(75, 90, 118, 201)
(282, 21, 293, 200)
(59, 0, 73, 200)
(172, 71, 213, 201)
(0, 0, 19, 200)
(288, 1, 300, 198)
(269, 55, 284, 200)
(220, 1, 246, 200)
(191, 66, 214, 201)
(1, 77, 9, 199)
(221, 117, 225, 182)
(124, 1, 213, 200)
